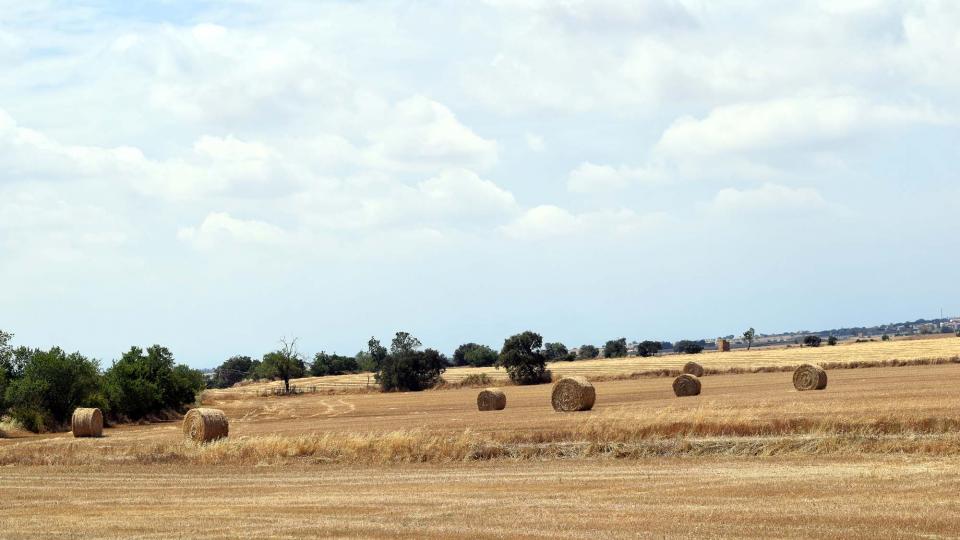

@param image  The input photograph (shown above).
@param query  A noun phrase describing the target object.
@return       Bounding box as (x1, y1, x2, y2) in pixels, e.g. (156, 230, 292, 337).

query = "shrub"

(211, 355, 256, 388)
(674, 340, 704, 355)
(310, 352, 359, 376)
(603, 338, 628, 358)
(578, 344, 599, 360)
(104, 345, 204, 420)
(375, 332, 447, 391)
(4, 347, 106, 432)
(544, 342, 575, 362)
(453, 343, 498, 367)
(637, 340, 663, 357)
(882, 334, 891, 341)
(827, 336, 838, 346)
(803, 335, 822, 348)
(497, 331, 550, 385)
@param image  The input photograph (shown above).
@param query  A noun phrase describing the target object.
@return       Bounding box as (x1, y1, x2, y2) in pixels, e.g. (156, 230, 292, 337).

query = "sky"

(1, 0, 958, 369)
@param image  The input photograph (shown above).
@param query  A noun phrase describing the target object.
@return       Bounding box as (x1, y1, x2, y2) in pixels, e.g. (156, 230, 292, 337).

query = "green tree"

(603, 338, 628, 358)
(261, 338, 306, 394)
(463, 345, 498, 367)
(882, 334, 891, 341)
(5, 347, 105, 432)
(544, 342, 574, 362)
(636, 340, 663, 357)
(104, 345, 204, 420)
(802, 335, 822, 348)
(578, 344, 599, 359)
(674, 340, 704, 354)
(375, 332, 447, 391)
(212, 355, 255, 388)
(310, 352, 359, 376)
(497, 331, 550, 385)
(827, 336, 838, 346)
(742, 328, 756, 350)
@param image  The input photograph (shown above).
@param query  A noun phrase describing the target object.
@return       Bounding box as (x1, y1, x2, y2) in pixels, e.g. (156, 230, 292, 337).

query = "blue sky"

(1, 0, 958, 368)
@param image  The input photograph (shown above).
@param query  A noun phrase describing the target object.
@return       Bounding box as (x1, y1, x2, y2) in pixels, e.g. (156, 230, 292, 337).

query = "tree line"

(0, 330, 204, 433)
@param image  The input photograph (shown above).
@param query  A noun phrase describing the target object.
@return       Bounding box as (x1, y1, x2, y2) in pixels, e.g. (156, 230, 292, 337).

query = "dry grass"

(3, 458, 960, 538)
(210, 335, 960, 394)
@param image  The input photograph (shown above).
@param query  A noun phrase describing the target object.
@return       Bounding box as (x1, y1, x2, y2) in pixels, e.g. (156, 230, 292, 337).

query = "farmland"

(3, 337, 960, 538)
(224, 334, 960, 393)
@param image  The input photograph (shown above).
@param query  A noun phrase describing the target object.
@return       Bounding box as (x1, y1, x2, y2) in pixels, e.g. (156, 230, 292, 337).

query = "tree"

(497, 331, 550, 385)
(603, 338, 628, 358)
(310, 352, 359, 376)
(578, 345, 599, 360)
(636, 340, 663, 357)
(212, 355, 255, 388)
(104, 345, 204, 420)
(463, 345, 498, 367)
(674, 340, 704, 354)
(802, 335, 822, 348)
(260, 337, 306, 394)
(882, 334, 891, 341)
(544, 342, 574, 362)
(742, 328, 756, 350)
(827, 336, 838, 346)
(375, 332, 447, 391)
(4, 347, 106, 432)
(453, 343, 498, 367)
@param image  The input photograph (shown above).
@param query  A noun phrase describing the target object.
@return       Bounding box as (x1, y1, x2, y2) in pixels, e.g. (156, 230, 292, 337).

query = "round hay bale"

(71, 407, 103, 438)
(682, 361, 704, 377)
(551, 376, 596, 412)
(182, 408, 229, 443)
(477, 388, 506, 411)
(672, 374, 701, 397)
(793, 364, 828, 391)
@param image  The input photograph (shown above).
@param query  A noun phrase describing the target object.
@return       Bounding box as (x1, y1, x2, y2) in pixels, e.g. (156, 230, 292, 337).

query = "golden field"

(224, 333, 960, 392)
(3, 336, 960, 538)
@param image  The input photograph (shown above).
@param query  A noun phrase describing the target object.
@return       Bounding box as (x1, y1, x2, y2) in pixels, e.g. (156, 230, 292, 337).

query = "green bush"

(578, 344, 599, 360)
(674, 340, 704, 354)
(497, 331, 550, 385)
(637, 340, 663, 357)
(104, 345, 204, 420)
(603, 338, 628, 358)
(827, 336, 838, 346)
(211, 355, 256, 388)
(374, 332, 447, 391)
(4, 347, 106, 432)
(310, 352, 359, 376)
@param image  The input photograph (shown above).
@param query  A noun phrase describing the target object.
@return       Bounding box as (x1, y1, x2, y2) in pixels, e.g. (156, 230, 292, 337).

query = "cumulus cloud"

(705, 183, 830, 217)
(177, 212, 287, 249)
(501, 205, 668, 240)
(655, 96, 948, 158)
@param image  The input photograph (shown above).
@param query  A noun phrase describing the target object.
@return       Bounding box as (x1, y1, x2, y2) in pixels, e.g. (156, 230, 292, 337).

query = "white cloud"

(705, 183, 830, 217)
(367, 95, 499, 172)
(656, 96, 948, 158)
(177, 212, 287, 249)
(567, 161, 669, 192)
(501, 204, 668, 239)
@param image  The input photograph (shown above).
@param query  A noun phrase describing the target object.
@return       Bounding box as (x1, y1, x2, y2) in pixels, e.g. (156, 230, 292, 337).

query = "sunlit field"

(221, 334, 960, 393)
(4, 339, 960, 538)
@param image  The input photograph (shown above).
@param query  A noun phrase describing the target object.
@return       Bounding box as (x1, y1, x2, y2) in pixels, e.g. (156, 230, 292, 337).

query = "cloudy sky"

(1, 0, 958, 368)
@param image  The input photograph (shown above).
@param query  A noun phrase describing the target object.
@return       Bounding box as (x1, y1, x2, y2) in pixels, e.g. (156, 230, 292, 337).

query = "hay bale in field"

(682, 361, 704, 377)
(476, 388, 507, 411)
(793, 364, 828, 391)
(182, 408, 229, 443)
(71, 408, 103, 438)
(551, 376, 596, 412)
(672, 374, 701, 397)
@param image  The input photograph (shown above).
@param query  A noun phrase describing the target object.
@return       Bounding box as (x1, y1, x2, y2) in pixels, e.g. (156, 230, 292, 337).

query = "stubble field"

(3, 337, 960, 538)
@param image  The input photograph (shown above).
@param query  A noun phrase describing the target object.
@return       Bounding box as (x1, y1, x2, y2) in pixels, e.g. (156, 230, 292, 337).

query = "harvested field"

(5, 364, 960, 465)
(3, 457, 960, 538)
(215, 335, 960, 393)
